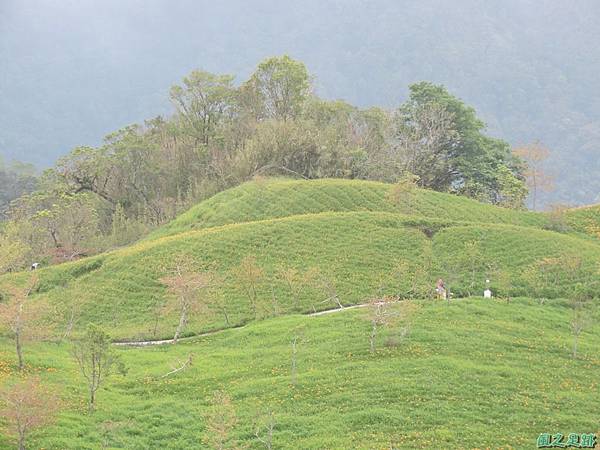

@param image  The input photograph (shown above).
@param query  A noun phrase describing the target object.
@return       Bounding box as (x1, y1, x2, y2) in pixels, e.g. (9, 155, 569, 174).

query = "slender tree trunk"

(532, 172, 538, 211)
(89, 387, 96, 413)
(251, 286, 258, 319)
(89, 362, 97, 413)
(15, 331, 24, 371)
(62, 308, 76, 341)
(18, 428, 25, 450)
(222, 307, 230, 326)
(174, 303, 188, 343)
(333, 294, 343, 310)
(291, 336, 298, 386)
(152, 314, 160, 337)
(370, 323, 377, 353)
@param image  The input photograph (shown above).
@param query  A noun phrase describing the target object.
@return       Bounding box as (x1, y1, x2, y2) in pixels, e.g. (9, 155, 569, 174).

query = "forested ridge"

(2, 0, 600, 206)
(0, 55, 528, 271)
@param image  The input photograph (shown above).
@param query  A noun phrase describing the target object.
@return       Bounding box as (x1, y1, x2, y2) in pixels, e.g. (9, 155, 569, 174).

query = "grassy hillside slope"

(566, 204, 600, 236)
(1, 178, 600, 449)
(3, 211, 599, 341)
(149, 178, 550, 239)
(2, 298, 600, 449)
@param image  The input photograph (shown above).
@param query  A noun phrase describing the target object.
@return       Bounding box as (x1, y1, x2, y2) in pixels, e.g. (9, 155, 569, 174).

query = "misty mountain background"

(1, 0, 599, 208)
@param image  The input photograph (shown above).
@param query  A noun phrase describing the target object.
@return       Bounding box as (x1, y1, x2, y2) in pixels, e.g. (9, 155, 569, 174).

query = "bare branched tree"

(365, 298, 420, 353)
(160, 256, 217, 343)
(0, 376, 60, 450)
(203, 390, 239, 450)
(513, 141, 554, 211)
(254, 409, 276, 450)
(311, 271, 344, 312)
(366, 297, 397, 353)
(233, 255, 265, 320)
(0, 275, 47, 371)
(277, 265, 319, 310)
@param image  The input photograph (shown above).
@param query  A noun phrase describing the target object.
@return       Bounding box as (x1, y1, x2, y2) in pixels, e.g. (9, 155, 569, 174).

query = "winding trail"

(113, 297, 469, 347)
(113, 302, 378, 348)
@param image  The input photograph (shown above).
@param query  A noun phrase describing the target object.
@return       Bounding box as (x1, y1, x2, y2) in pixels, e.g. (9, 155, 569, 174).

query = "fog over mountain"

(2, 0, 600, 207)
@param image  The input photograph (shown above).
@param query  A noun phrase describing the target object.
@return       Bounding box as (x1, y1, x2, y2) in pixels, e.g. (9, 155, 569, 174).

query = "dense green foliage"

(1, 298, 599, 448)
(394, 83, 526, 205)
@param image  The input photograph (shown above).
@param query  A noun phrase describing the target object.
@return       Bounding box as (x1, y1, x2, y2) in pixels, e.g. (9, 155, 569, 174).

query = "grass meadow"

(1, 298, 599, 449)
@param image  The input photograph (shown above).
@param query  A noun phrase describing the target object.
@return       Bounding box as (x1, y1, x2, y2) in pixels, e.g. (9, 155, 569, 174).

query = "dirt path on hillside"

(114, 303, 374, 347)
(113, 298, 460, 347)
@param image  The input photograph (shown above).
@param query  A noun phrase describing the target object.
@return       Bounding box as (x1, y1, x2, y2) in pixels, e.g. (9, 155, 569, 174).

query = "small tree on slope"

(203, 390, 240, 450)
(0, 376, 60, 450)
(0, 275, 48, 371)
(233, 255, 265, 320)
(160, 256, 216, 343)
(72, 324, 126, 412)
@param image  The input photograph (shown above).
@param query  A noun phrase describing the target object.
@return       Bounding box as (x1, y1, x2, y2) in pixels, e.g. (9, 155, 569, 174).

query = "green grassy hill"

(2, 297, 599, 449)
(2, 178, 599, 341)
(566, 204, 600, 235)
(2, 211, 598, 341)
(2, 178, 600, 449)
(149, 178, 550, 239)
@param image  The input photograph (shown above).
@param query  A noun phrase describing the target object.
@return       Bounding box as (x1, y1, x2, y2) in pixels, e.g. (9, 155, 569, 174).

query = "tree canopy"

(0, 56, 527, 272)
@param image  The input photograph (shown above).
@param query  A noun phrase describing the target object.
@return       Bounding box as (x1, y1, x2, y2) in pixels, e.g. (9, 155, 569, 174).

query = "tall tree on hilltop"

(389, 102, 458, 190)
(398, 82, 527, 205)
(242, 55, 311, 122)
(170, 71, 236, 147)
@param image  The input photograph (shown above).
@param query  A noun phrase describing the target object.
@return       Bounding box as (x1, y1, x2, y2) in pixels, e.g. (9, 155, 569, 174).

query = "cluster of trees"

(0, 55, 528, 272)
(5, 1, 600, 207)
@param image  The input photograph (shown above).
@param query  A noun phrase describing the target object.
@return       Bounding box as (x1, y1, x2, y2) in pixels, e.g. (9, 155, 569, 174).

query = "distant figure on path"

(435, 278, 447, 300)
(484, 279, 492, 298)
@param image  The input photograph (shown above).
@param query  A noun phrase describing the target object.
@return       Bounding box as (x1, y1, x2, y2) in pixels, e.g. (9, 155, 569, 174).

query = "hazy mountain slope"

(1, 0, 600, 206)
